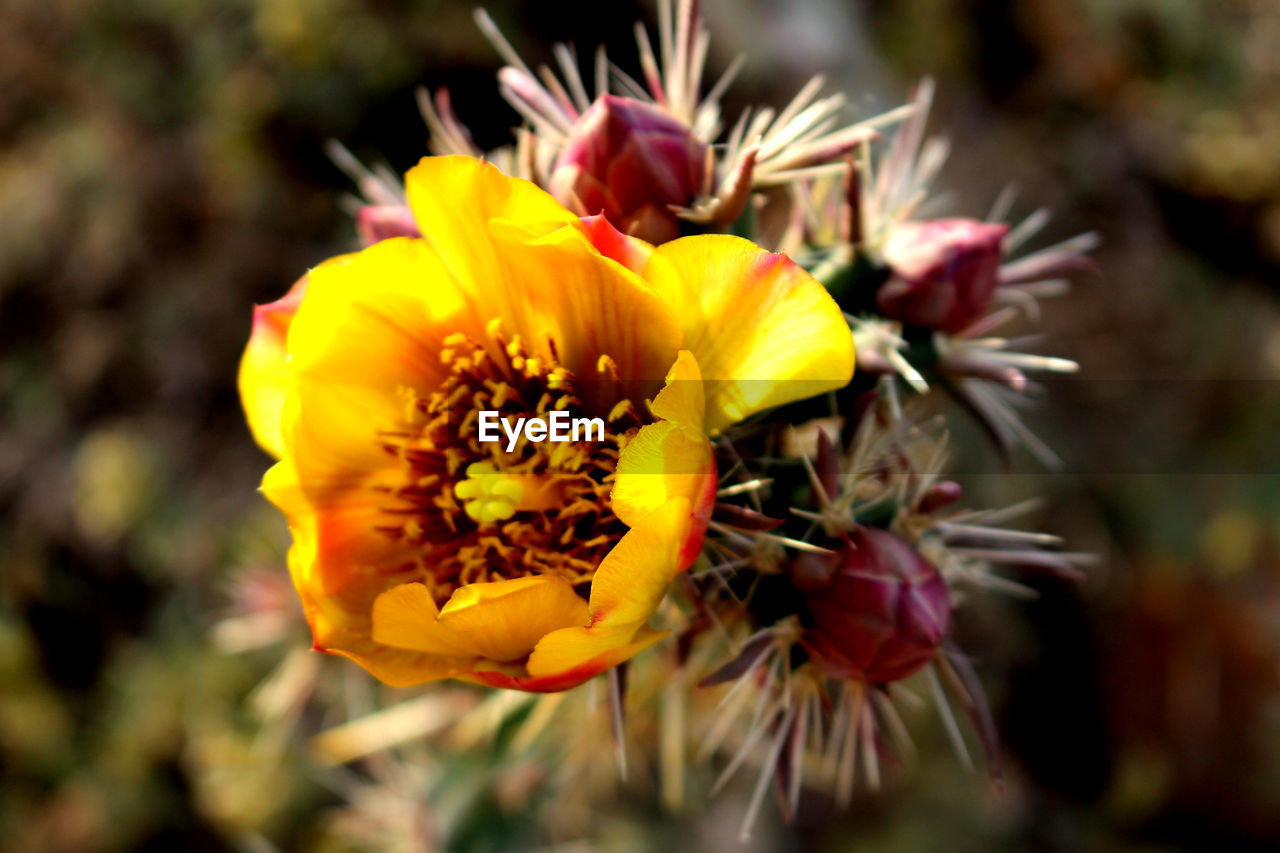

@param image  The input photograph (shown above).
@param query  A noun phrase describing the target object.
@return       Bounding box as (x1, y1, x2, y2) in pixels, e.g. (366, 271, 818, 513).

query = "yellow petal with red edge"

(574, 214, 655, 274)
(269, 380, 422, 601)
(264, 458, 411, 624)
(611, 350, 713, 529)
(373, 576, 588, 663)
(573, 215, 692, 350)
(646, 234, 855, 433)
(525, 497, 692, 678)
(466, 627, 667, 693)
(265, 462, 473, 687)
(239, 274, 307, 458)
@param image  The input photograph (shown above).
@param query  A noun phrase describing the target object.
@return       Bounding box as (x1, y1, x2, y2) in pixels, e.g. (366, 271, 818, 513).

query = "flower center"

(376, 320, 647, 604)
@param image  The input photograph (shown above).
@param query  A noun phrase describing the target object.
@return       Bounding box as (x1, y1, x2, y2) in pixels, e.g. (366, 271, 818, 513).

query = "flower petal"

(269, 376, 425, 622)
(435, 575, 588, 662)
(525, 497, 693, 678)
(483, 218, 682, 405)
(647, 235, 855, 433)
(263, 459, 415, 625)
(406, 156, 684, 402)
(316, 583, 476, 687)
(327, 643, 478, 688)
(283, 379, 405, 503)
(265, 463, 473, 687)
(404, 155, 579, 288)
(574, 213, 656, 273)
(363, 576, 590, 682)
(467, 627, 667, 693)
(288, 237, 481, 394)
(239, 274, 307, 458)
(611, 351, 714, 533)
(278, 236, 483, 516)
(574, 218, 853, 431)
(648, 348, 705, 429)
(369, 582, 471, 656)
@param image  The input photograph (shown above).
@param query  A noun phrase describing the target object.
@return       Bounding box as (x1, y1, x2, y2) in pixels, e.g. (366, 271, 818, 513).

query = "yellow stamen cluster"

(375, 320, 650, 604)
(454, 461, 524, 523)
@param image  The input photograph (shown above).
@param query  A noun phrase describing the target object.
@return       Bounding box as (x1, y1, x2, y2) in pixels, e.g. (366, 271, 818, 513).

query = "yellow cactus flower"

(239, 156, 853, 692)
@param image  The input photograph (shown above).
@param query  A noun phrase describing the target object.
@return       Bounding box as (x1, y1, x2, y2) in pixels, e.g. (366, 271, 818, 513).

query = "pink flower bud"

(797, 526, 951, 683)
(549, 95, 707, 244)
(356, 205, 421, 247)
(877, 218, 1009, 333)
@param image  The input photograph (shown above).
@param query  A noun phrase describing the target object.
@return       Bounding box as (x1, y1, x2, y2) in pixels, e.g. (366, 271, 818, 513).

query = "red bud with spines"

(548, 95, 707, 244)
(877, 218, 1009, 333)
(796, 526, 951, 684)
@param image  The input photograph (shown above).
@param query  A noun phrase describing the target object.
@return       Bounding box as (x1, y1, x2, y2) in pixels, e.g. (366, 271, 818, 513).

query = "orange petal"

(263, 464, 471, 687)
(263, 459, 416, 629)
(422, 576, 587, 661)
(239, 274, 307, 458)
(648, 235, 855, 433)
(326, 645, 478, 688)
(373, 575, 589, 666)
(369, 582, 471, 656)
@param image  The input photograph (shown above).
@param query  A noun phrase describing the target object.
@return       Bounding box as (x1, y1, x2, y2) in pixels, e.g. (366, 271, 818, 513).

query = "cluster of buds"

(689, 382, 1094, 836)
(340, 1, 895, 251)
(291, 0, 1100, 841)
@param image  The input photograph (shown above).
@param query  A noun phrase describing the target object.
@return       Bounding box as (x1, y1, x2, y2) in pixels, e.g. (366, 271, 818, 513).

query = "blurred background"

(3, 0, 1280, 850)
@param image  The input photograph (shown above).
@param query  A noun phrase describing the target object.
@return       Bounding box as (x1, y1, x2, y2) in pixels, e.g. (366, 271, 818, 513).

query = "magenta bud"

(548, 95, 707, 244)
(356, 205, 421, 247)
(877, 218, 1009, 333)
(801, 526, 951, 683)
